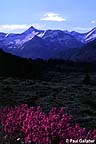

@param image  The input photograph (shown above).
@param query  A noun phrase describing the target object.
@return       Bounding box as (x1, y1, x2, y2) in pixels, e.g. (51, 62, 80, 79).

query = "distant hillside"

(70, 40, 96, 62)
(0, 49, 46, 78)
(56, 40, 96, 62)
(1, 49, 96, 80)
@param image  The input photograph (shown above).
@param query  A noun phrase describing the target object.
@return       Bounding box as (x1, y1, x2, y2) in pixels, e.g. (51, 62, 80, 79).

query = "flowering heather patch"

(0, 104, 96, 144)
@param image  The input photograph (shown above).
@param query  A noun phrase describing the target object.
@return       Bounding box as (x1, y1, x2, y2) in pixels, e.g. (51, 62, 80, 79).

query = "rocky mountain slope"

(0, 27, 96, 61)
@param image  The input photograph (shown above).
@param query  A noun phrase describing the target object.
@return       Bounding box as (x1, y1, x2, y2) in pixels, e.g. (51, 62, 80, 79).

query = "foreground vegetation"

(0, 104, 96, 144)
(0, 53, 96, 143)
(0, 70, 96, 129)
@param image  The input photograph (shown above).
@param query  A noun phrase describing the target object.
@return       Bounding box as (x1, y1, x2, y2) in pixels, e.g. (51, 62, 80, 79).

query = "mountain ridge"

(0, 26, 96, 62)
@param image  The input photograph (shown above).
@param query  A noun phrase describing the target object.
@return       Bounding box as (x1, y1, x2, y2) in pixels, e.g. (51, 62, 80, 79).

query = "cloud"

(71, 27, 92, 32)
(40, 12, 66, 22)
(91, 20, 95, 24)
(0, 24, 41, 33)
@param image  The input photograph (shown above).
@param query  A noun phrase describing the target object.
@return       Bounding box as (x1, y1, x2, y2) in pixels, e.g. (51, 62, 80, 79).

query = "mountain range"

(0, 26, 96, 62)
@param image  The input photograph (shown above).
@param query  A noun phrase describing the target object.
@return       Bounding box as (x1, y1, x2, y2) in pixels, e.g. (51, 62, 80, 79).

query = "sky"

(0, 0, 96, 33)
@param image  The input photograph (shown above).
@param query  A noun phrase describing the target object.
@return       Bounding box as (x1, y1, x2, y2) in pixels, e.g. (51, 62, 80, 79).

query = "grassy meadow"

(0, 67, 96, 130)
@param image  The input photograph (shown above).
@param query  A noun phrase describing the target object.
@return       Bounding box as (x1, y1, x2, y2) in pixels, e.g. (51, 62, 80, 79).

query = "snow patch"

(15, 31, 39, 46)
(5, 33, 9, 37)
(85, 34, 96, 42)
(37, 31, 46, 37)
(85, 28, 96, 39)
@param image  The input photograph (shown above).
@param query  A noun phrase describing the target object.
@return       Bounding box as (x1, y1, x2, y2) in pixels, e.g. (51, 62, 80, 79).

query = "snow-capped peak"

(22, 26, 40, 35)
(85, 27, 96, 39)
(85, 27, 96, 42)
